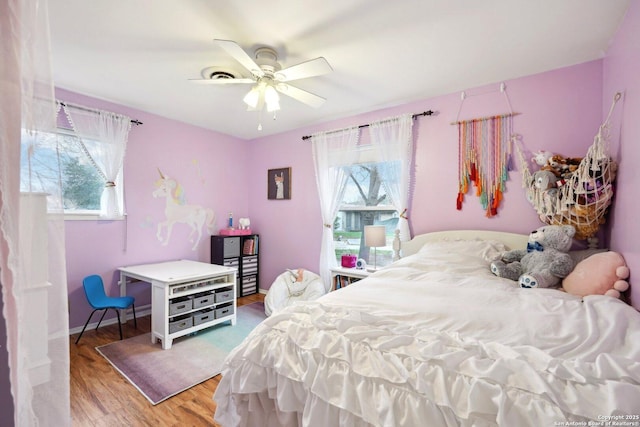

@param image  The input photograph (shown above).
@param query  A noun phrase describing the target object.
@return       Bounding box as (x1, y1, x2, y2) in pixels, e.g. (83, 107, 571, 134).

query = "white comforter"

(214, 240, 640, 426)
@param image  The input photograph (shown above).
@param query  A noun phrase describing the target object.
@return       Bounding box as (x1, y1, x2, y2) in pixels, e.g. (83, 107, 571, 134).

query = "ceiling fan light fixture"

(202, 39, 332, 130)
(243, 86, 261, 109)
(266, 99, 280, 113)
(264, 85, 280, 112)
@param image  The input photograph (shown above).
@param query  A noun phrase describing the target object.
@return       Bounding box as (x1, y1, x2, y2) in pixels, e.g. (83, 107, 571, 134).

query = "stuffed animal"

(540, 164, 562, 177)
(490, 225, 576, 289)
(562, 251, 630, 299)
(531, 170, 561, 192)
(531, 150, 554, 167)
(547, 155, 583, 179)
(529, 170, 561, 208)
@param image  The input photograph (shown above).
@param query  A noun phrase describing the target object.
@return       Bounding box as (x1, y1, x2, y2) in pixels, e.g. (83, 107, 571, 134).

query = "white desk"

(118, 260, 237, 349)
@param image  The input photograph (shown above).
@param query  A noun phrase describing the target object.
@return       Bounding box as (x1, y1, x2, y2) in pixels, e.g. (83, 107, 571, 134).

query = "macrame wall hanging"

(453, 83, 519, 217)
(515, 92, 621, 245)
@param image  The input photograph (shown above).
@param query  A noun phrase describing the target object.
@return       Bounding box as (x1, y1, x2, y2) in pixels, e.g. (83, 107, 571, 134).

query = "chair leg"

(115, 310, 123, 340)
(95, 308, 109, 331)
(75, 310, 98, 344)
(132, 304, 137, 329)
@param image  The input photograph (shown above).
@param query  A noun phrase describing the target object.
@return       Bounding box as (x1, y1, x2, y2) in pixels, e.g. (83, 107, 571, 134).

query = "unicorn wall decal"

(153, 169, 216, 250)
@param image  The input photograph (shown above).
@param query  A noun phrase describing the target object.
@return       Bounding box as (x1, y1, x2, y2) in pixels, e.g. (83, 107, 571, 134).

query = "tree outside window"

(20, 130, 116, 216)
(333, 162, 397, 267)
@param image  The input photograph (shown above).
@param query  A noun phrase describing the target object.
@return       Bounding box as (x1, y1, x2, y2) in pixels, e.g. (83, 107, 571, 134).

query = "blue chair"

(75, 275, 137, 344)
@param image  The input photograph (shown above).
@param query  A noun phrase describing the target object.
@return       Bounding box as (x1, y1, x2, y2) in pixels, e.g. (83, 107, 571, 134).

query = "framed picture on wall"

(267, 167, 291, 200)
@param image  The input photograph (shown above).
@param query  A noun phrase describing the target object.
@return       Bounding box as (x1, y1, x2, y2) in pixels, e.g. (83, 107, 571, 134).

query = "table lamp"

(364, 225, 386, 271)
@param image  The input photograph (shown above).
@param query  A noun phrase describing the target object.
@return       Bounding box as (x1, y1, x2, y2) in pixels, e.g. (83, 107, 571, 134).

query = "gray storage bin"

(243, 256, 258, 275)
(243, 276, 257, 295)
(243, 255, 258, 265)
(214, 304, 235, 319)
(215, 289, 233, 303)
(193, 309, 215, 326)
(169, 315, 193, 334)
(169, 297, 192, 315)
(223, 258, 239, 268)
(193, 292, 215, 309)
(223, 237, 240, 258)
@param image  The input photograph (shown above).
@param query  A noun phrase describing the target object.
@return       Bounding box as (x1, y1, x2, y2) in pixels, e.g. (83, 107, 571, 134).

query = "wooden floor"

(70, 293, 264, 426)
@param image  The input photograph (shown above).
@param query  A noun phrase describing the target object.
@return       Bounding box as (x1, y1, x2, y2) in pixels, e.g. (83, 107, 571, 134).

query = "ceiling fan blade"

(189, 78, 255, 85)
(276, 83, 326, 108)
(214, 39, 264, 78)
(274, 57, 333, 82)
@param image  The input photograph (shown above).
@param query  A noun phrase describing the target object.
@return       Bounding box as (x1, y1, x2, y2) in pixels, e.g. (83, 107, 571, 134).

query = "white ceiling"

(48, 0, 629, 140)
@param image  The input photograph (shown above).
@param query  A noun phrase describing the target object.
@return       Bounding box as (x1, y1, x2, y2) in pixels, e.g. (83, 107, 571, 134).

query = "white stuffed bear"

(531, 150, 554, 167)
(490, 225, 576, 289)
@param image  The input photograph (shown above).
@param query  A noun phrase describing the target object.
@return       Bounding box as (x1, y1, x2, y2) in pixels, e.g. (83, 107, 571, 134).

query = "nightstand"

(330, 267, 370, 291)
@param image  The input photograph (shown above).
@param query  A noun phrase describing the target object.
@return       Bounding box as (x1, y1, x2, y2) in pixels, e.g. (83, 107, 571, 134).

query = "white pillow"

(417, 239, 507, 262)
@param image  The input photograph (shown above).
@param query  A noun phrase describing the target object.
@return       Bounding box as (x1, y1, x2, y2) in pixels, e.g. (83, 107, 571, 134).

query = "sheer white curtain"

(62, 103, 132, 219)
(369, 114, 414, 242)
(1, 0, 71, 425)
(311, 128, 360, 291)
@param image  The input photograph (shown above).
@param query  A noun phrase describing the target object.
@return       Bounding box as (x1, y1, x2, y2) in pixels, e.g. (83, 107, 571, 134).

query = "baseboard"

(259, 288, 267, 295)
(69, 304, 151, 335)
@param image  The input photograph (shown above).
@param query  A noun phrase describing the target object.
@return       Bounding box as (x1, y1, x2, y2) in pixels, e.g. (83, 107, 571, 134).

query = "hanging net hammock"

(516, 93, 621, 241)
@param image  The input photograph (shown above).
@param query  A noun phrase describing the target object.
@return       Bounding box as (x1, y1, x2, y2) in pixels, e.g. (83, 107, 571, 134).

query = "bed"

(213, 230, 640, 426)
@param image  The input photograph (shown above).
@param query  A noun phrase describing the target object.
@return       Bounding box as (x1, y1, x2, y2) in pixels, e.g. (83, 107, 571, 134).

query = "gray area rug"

(96, 302, 265, 405)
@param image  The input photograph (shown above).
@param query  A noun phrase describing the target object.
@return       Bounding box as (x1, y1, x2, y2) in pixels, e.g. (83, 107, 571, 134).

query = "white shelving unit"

(119, 260, 237, 349)
(211, 234, 259, 296)
(329, 266, 370, 291)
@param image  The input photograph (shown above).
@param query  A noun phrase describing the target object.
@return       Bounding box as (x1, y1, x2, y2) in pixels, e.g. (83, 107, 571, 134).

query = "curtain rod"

(57, 101, 143, 125)
(449, 112, 520, 126)
(301, 110, 434, 141)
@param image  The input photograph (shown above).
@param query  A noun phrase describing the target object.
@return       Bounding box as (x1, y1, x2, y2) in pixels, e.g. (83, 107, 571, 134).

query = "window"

(333, 161, 396, 268)
(20, 129, 123, 219)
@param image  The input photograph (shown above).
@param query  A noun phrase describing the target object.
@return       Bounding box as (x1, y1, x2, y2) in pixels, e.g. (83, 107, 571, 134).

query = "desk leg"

(118, 272, 128, 323)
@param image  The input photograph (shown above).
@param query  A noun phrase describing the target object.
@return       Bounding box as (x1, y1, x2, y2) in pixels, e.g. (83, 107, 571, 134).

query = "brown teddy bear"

(547, 154, 583, 178)
(562, 251, 630, 299)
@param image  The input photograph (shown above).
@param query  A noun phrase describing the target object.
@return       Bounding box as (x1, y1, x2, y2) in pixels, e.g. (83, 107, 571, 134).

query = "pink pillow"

(563, 251, 630, 299)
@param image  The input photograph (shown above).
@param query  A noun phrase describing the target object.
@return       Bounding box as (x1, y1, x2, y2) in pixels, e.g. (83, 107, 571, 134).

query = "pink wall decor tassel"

(456, 113, 514, 217)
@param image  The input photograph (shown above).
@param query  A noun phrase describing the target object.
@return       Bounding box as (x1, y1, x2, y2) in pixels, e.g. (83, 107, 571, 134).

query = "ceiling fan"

(191, 39, 333, 115)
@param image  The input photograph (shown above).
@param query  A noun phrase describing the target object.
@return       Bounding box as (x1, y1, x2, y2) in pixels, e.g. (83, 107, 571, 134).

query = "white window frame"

(21, 128, 125, 221)
(333, 159, 397, 267)
(60, 128, 125, 221)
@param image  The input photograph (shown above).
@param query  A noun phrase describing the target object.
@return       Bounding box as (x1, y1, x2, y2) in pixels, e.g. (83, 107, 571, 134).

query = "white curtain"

(62, 103, 132, 219)
(1, 0, 71, 425)
(311, 128, 360, 291)
(369, 114, 414, 242)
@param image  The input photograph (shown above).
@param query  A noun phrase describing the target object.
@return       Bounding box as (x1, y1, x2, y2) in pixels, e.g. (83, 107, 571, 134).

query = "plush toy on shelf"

(490, 225, 576, 289)
(547, 154, 583, 179)
(531, 150, 554, 167)
(563, 251, 630, 299)
(532, 170, 563, 191)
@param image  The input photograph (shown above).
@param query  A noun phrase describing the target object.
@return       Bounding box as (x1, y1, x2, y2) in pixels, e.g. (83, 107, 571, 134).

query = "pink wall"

(58, 89, 250, 329)
(64, 43, 639, 329)
(603, 0, 640, 307)
(248, 61, 605, 296)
